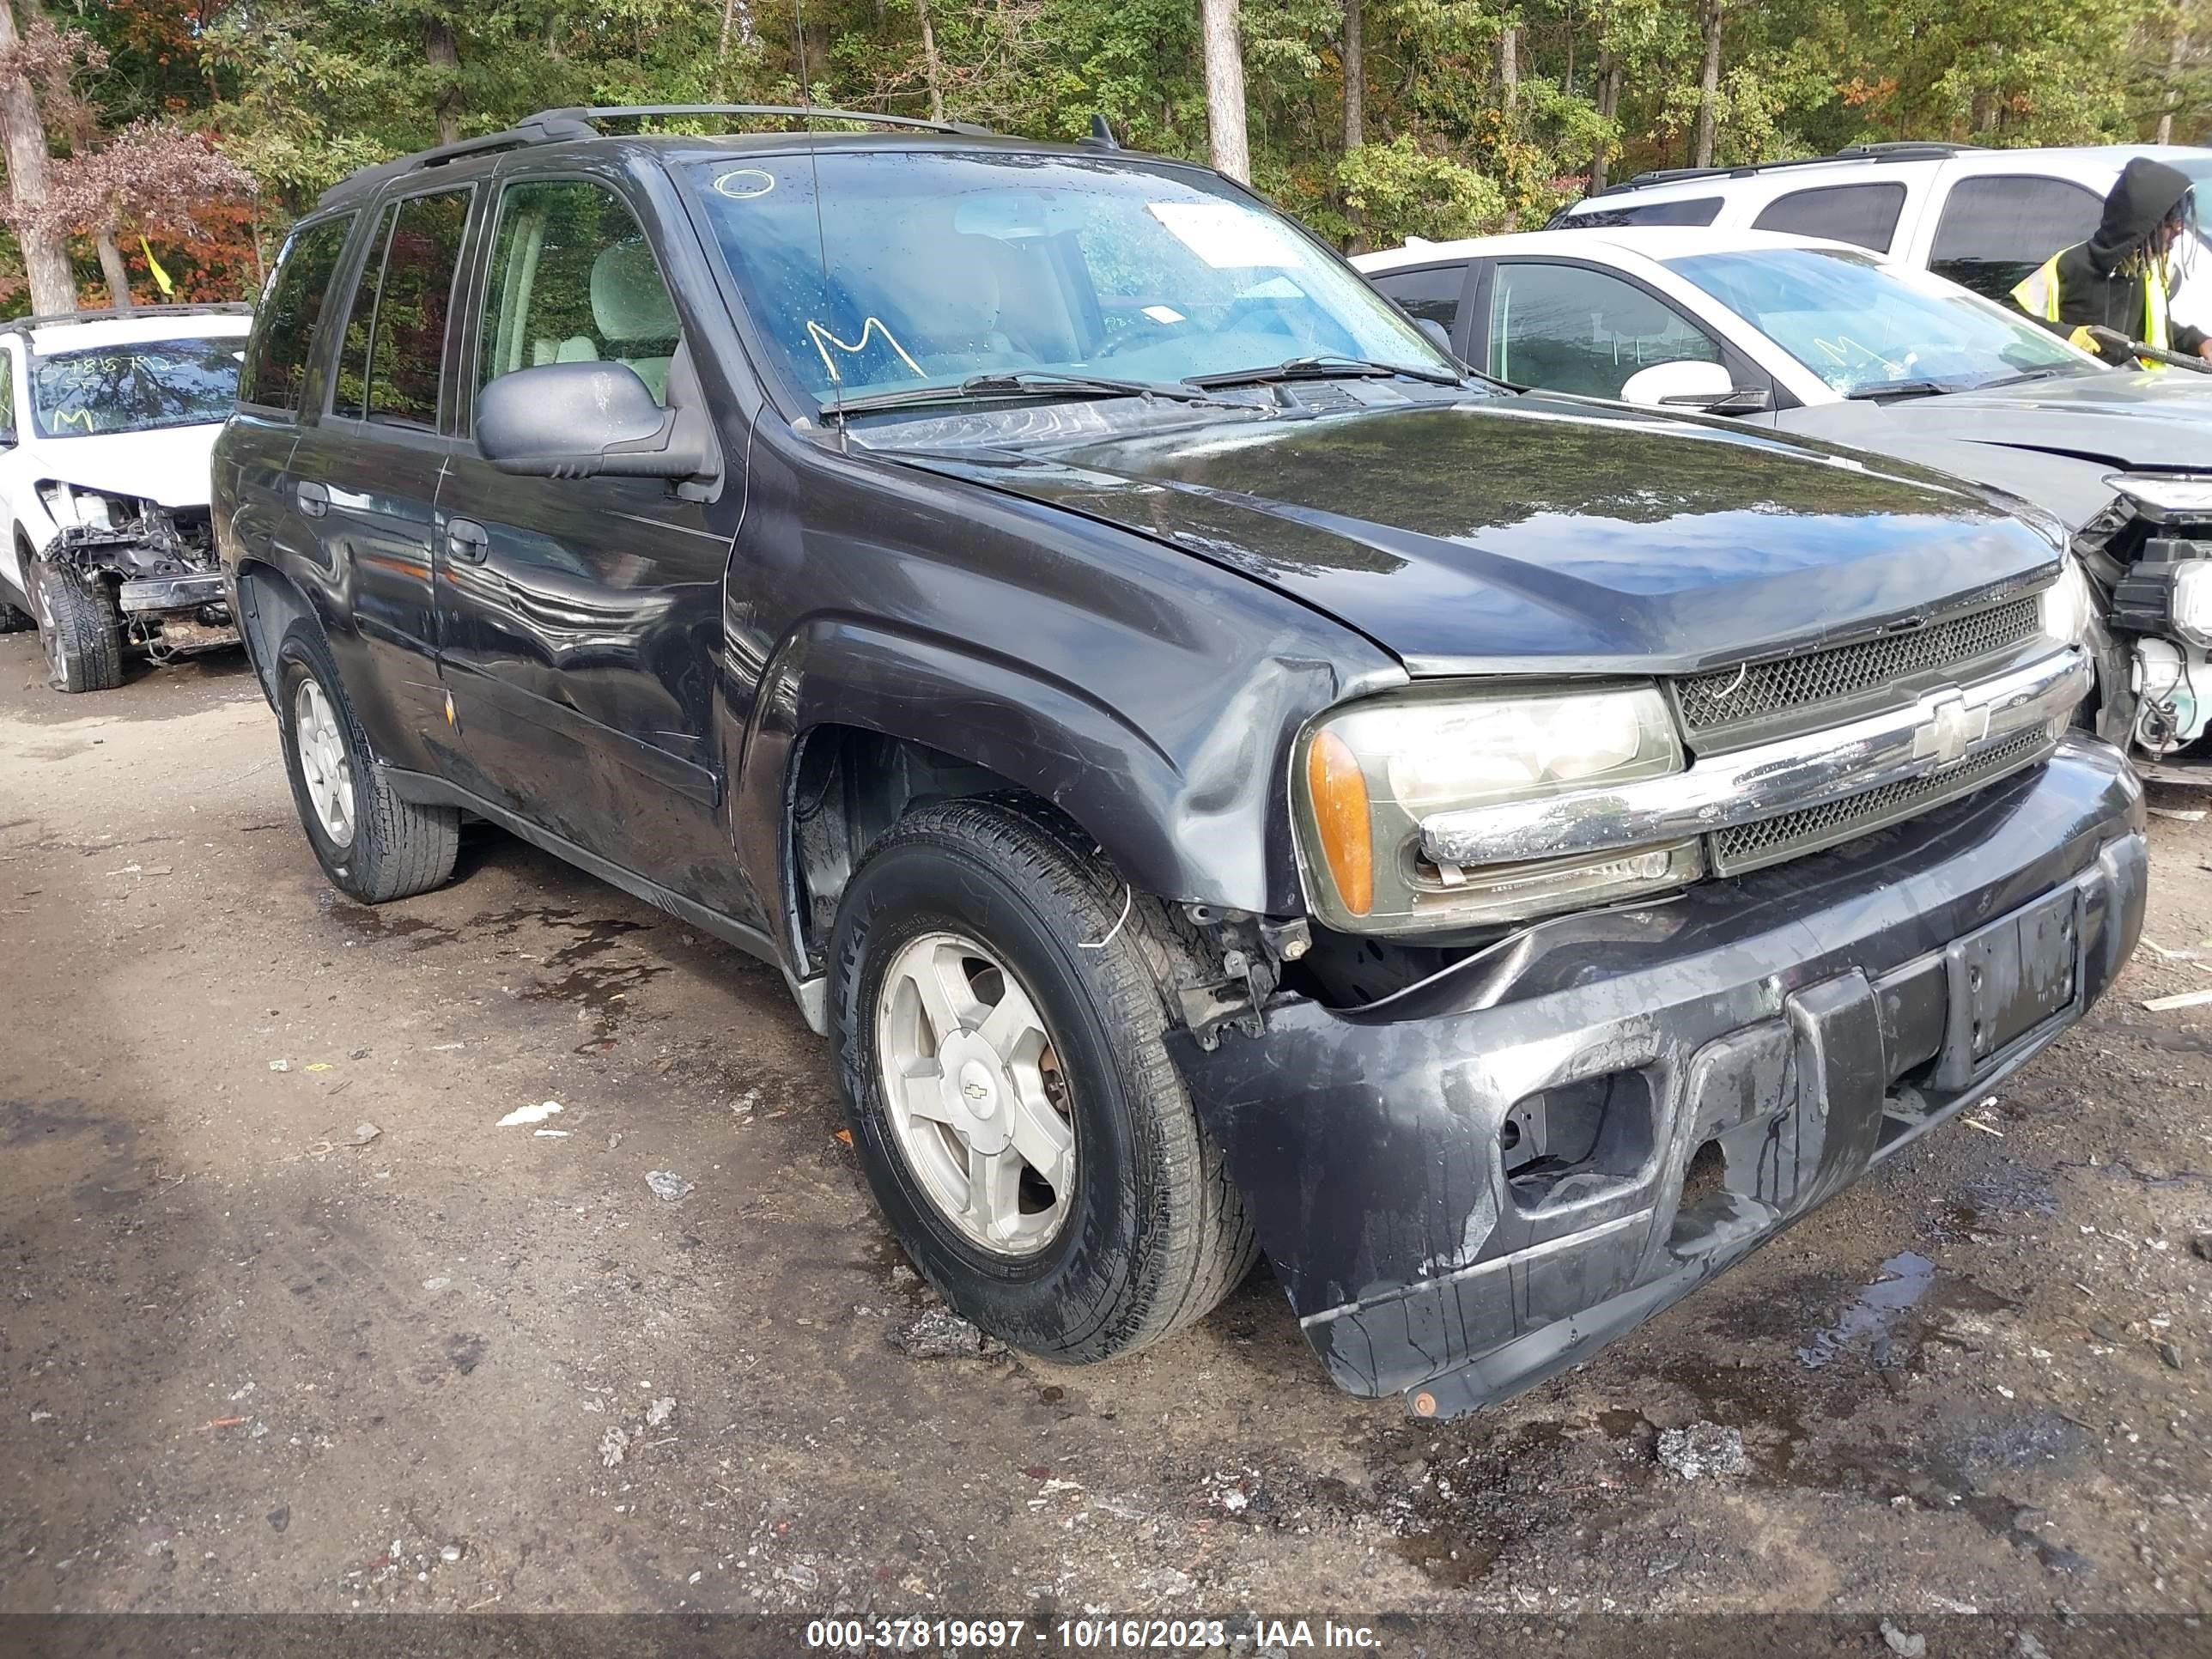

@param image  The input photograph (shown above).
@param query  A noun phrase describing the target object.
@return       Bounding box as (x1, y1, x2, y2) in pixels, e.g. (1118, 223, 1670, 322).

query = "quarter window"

(1370, 264, 1469, 333)
(1929, 175, 2103, 301)
(333, 189, 471, 428)
(1489, 262, 1723, 398)
(479, 180, 681, 408)
(1571, 197, 1724, 228)
(1752, 182, 1908, 251)
(241, 215, 356, 413)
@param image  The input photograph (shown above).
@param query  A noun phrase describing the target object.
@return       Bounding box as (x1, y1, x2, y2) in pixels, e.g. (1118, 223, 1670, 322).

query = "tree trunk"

(2157, 16, 2188, 146)
(1342, 0, 1363, 151)
(0, 0, 75, 315)
(1590, 50, 1619, 191)
(1498, 22, 1519, 118)
(1200, 0, 1250, 183)
(424, 17, 463, 146)
(1341, 0, 1364, 252)
(1692, 0, 1723, 168)
(915, 0, 946, 122)
(94, 227, 133, 313)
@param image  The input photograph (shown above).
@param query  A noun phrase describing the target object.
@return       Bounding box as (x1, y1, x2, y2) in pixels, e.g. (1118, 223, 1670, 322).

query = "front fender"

(739, 616, 1357, 969)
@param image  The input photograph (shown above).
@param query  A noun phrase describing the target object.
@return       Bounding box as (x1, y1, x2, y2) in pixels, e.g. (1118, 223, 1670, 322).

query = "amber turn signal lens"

(1305, 729, 1374, 917)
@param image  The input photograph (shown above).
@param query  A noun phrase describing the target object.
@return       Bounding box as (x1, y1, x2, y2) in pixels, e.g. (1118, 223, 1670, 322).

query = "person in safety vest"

(2012, 157, 2212, 367)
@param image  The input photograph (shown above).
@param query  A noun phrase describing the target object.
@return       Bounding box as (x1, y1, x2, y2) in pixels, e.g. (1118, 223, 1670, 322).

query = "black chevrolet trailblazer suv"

(212, 105, 2146, 1418)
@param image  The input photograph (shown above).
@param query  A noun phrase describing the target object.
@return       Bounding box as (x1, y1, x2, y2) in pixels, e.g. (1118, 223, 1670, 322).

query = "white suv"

(0, 304, 252, 692)
(1550, 141, 2212, 323)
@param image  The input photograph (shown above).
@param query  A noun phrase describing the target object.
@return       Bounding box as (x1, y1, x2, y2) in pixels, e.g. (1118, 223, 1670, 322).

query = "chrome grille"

(1709, 728, 2053, 877)
(1675, 598, 2040, 737)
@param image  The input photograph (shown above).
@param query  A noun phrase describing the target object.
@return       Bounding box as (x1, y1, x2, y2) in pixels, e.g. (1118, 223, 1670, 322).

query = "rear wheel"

(275, 618, 459, 903)
(830, 799, 1256, 1364)
(32, 562, 122, 693)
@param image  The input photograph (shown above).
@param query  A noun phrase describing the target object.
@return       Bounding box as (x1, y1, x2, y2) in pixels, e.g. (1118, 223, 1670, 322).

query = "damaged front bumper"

(1171, 736, 2146, 1418)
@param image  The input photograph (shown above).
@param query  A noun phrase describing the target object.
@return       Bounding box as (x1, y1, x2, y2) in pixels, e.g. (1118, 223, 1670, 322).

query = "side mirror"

(1414, 318, 1454, 355)
(1620, 359, 1770, 414)
(475, 361, 707, 480)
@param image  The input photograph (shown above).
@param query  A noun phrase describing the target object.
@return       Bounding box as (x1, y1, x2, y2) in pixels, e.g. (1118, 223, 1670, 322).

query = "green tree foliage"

(11, 0, 2206, 305)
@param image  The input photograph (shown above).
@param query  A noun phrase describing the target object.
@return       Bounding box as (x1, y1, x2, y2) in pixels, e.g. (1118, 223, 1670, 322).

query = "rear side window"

(1929, 175, 2103, 301)
(241, 215, 356, 412)
(0, 346, 15, 446)
(1752, 183, 1907, 251)
(479, 179, 682, 409)
(1369, 264, 1469, 331)
(1571, 197, 1723, 228)
(333, 188, 471, 428)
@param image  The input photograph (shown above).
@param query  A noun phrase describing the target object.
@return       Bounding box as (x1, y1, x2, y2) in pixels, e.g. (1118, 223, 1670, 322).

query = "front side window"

(1667, 245, 2096, 397)
(1370, 264, 1469, 332)
(1929, 175, 2103, 301)
(242, 214, 356, 412)
(1488, 261, 1721, 398)
(1752, 182, 1908, 251)
(29, 337, 245, 438)
(480, 180, 681, 408)
(332, 188, 471, 428)
(687, 151, 1452, 407)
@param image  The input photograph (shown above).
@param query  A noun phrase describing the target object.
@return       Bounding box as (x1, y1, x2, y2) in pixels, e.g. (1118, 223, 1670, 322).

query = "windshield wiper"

(826, 371, 1220, 419)
(1843, 379, 1959, 402)
(1186, 354, 1466, 391)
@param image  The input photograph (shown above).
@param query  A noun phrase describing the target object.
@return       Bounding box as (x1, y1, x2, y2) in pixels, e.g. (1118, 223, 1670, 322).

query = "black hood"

(2087, 157, 2195, 274)
(890, 397, 2062, 677)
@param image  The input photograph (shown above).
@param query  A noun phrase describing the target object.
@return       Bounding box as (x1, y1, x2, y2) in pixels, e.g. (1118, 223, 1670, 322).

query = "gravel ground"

(2, 634, 2209, 1641)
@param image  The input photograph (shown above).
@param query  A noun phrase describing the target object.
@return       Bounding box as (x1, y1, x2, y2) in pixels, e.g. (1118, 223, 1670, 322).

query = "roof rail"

(1594, 139, 1980, 198)
(0, 301, 253, 336)
(531, 104, 998, 138)
(314, 104, 1000, 210)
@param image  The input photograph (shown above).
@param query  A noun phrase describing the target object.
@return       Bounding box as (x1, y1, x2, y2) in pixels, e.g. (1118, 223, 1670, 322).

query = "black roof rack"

(315, 104, 1000, 210)
(1590, 139, 1981, 198)
(0, 301, 252, 337)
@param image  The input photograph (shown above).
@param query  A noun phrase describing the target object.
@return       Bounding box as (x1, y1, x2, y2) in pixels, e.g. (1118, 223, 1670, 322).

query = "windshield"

(1663, 246, 2098, 397)
(29, 337, 243, 438)
(686, 151, 1455, 410)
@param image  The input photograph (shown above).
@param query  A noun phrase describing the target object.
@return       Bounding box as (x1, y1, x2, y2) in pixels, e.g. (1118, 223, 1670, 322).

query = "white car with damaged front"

(0, 304, 252, 693)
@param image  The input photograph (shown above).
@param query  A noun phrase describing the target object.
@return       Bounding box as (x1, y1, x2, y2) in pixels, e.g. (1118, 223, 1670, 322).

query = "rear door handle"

(443, 518, 490, 564)
(295, 480, 330, 519)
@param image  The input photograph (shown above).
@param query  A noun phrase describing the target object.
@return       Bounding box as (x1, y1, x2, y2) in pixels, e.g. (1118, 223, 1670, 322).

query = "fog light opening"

(1503, 1071, 1656, 1213)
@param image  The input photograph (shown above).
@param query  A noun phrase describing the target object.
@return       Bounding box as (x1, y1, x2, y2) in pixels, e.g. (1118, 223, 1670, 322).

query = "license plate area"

(1931, 887, 2081, 1090)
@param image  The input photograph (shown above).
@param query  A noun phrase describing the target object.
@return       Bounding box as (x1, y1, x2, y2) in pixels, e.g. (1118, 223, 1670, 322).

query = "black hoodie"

(2026, 156, 2207, 363)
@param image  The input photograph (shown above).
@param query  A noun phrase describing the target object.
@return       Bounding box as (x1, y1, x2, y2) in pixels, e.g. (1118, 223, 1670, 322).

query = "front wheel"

(275, 618, 459, 903)
(32, 562, 122, 693)
(830, 799, 1255, 1364)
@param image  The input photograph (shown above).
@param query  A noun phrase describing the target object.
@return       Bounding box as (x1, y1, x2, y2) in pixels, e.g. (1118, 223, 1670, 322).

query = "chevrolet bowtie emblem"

(1910, 690, 1988, 768)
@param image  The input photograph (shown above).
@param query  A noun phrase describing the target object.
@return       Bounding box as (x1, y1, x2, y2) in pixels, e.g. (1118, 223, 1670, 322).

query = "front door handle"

(443, 519, 490, 564)
(295, 480, 330, 519)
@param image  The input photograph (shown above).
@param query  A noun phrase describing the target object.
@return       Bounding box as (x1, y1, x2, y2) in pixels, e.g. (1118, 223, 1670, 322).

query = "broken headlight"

(1295, 683, 1699, 936)
(2172, 562, 2212, 647)
(36, 480, 136, 532)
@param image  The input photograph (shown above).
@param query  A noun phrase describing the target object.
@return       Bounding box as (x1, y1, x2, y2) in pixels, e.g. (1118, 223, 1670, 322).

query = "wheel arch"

(741, 618, 1313, 979)
(232, 556, 326, 711)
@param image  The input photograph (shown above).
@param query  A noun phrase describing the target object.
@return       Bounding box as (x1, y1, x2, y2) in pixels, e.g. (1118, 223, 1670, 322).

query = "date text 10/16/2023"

(805, 1618, 1384, 1650)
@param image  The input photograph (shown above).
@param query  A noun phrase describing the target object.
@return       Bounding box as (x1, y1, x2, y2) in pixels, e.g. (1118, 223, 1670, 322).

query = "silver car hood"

(1768, 370, 2212, 530)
